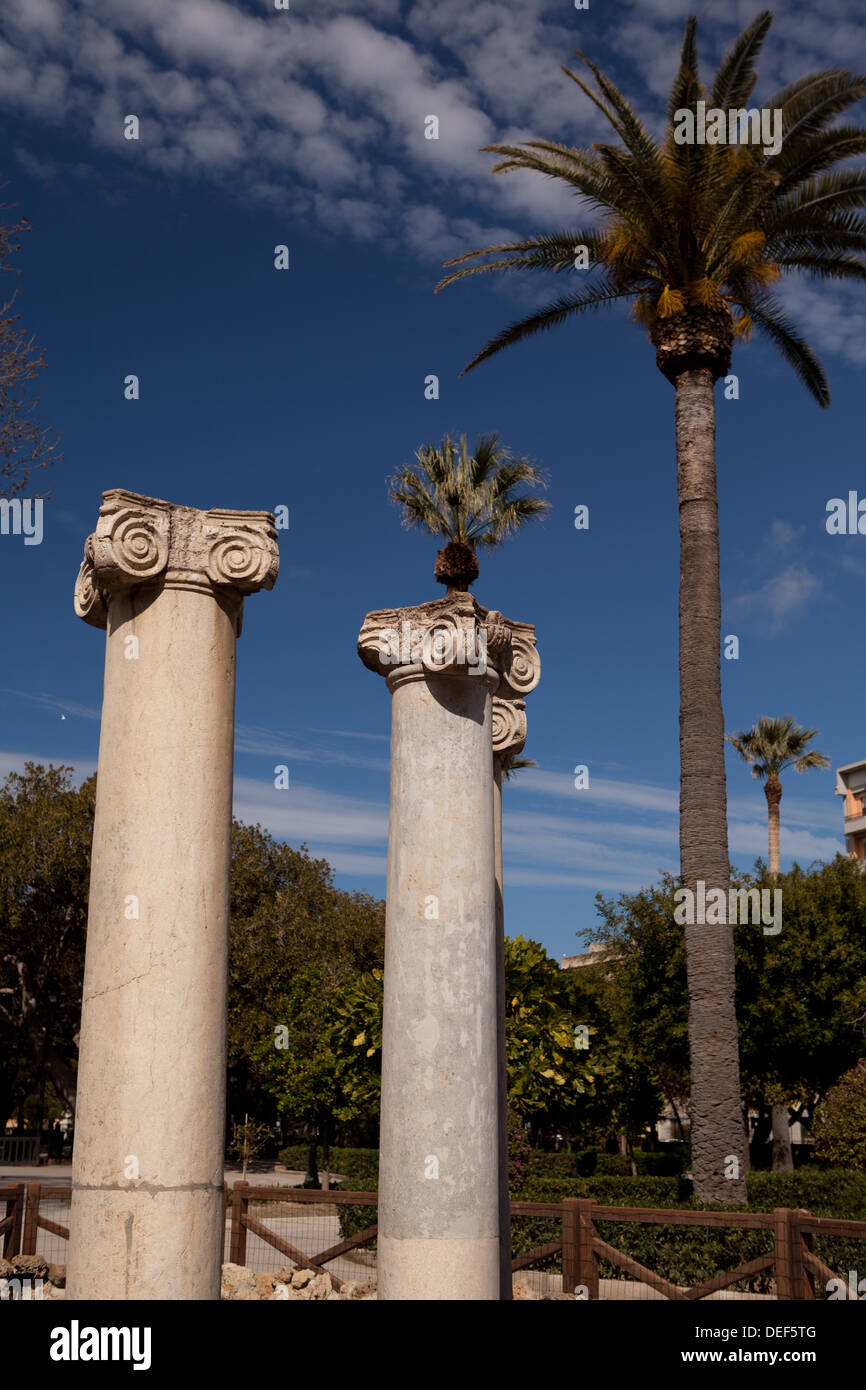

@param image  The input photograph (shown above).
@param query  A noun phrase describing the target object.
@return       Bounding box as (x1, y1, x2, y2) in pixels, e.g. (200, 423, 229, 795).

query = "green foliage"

(812, 1060, 866, 1169)
(537, 1148, 689, 1178)
(254, 961, 383, 1131)
(0, 763, 95, 1126)
(508, 1108, 534, 1193)
(437, 12, 866, 405)
(228, 820, 384, 1127)
(389, 432, 549, 549)
(512, 1170, 866, 1293)
(228, 1116, 272, 1177)
(592, 858, 866, 1125)
(504, 936, 597, 1117)
(278, 1146, 379, 1185)
(726, 717, 830, 783)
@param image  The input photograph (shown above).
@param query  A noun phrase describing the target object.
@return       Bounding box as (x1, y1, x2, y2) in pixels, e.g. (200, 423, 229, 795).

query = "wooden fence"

(3, 1181, 866, 1300)
(229, 1185, 378, 1292)
(556, 1199, 860, 1301)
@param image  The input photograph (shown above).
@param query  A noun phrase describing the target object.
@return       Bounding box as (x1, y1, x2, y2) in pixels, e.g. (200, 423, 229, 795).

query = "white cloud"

(0, 751, 97, 782)
(730, 562, 821, 633)
(232, 775, 386, 849)
(2, 0, 859, 341)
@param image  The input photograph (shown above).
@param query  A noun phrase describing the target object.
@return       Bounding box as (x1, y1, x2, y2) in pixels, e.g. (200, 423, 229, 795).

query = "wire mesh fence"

(226, 1185, 378, 1289)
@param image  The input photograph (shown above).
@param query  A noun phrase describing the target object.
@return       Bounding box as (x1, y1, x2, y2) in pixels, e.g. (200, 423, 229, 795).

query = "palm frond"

(711, 10, 773, 109)
(436, 230, 607, 292)
(458, 281, 632, 375)
(741, 292, 830, 406)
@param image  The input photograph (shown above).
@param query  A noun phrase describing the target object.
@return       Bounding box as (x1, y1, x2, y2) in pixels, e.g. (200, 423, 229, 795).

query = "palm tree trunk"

(765, 777, 782, 877)
(675, 365, 748, 1204)
(771, 1104, 794, 1172)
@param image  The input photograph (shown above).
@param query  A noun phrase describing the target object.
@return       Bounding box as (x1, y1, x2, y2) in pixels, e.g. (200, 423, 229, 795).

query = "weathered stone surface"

(512, 1278, 543, 1300)
(340, 1276, 377, 1300)
(11, 1254, 49, 1278)
(308, 1272, 332, 1300)
(66, 490, 279, 1303)
(221, 1263, 256, 1299)
(359, 592, 540, 1302)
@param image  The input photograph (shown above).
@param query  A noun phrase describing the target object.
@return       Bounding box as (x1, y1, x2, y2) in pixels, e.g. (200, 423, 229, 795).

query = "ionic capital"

(492, 697, 527, 762)
(357, 591, 540, 691)
(74, 490, 279, 631)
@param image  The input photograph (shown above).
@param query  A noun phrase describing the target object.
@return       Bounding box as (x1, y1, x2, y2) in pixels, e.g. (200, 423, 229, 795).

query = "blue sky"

(0, 0, 864, 963)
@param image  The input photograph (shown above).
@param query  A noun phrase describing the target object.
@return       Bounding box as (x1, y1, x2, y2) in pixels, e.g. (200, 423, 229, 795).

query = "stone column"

(358, 595, 539, 1300)
(492, 695, 528, 1302)
(66, 489, 278, 1301)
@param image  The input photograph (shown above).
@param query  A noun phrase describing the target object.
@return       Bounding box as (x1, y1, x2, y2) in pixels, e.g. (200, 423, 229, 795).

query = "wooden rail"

(3, 1180, 865, 1300)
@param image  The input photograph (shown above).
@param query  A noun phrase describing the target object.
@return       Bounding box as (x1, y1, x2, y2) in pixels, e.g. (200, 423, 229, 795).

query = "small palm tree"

(435, 9, 866, 1204)
(389, 432, 549, 592)
(503, 756, 537, 781)
(727, 717, 830, 876)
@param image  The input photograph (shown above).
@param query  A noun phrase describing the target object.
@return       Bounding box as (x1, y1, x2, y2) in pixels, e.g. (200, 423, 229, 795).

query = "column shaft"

(67, 490, 278, 1301)
(377, 666, 499, 1300)
(493, 764, 512, 1300)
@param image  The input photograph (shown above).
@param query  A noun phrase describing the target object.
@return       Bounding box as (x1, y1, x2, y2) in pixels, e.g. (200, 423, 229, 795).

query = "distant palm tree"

(727, 717, 830, 876)
(435, 10, 866, 1204)
(389, 432, 549, 591)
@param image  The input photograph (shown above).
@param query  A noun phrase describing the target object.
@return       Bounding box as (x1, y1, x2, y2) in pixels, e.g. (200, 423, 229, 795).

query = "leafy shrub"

(327, 1150, 866, 1292)
(509, 1171, 866, 1294)
(508, 1109, 534, 1193)
(278, 1145, 379, 1185)
(812, 1060, 866, 1171)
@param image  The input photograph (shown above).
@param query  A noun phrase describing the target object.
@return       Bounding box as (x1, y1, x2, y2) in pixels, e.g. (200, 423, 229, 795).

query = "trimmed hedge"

(535, 1149, 689, 1179)
(331, 1162, 866, 1294)
(277, 1145, 379, 1185)
(511, 1171, 866, 1295)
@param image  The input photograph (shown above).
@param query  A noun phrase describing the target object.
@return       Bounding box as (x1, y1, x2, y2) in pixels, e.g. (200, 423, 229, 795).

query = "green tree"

(228, 821, 384, 1129)
(389, 431, 549, 591)
(436, 12, 866, 1202)
(727, 716, 831, 1170)
(595, 858, 866, 1171)
(727, 717, 830, 877)
(255, 962, 384, 1173)
(0, 764, 94, 1130)
(504, 935, 597, 1136)
(812, 1059, 866, 1169)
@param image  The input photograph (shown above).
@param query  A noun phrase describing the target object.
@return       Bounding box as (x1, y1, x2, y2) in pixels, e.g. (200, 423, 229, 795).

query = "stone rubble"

(0, 1256, 572, 1301)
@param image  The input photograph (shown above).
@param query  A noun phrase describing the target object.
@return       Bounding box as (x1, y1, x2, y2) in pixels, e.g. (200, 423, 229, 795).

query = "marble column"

(492, 695, 528, 1302)
(358, 594, 539, 1300)
(66, 489, 279, 1301)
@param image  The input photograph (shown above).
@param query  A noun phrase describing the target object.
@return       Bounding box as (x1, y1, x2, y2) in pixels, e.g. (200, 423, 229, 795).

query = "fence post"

(22, 1182, 41, 1256)
(1, 1184, 24, 1258)
(792, 1209, 815, 1300)
(229, 1181, 248, 1267)
(772, 1208, 794, 1300)
(576, 1198, 599, 1301)
(562, 1198, 579, 1296)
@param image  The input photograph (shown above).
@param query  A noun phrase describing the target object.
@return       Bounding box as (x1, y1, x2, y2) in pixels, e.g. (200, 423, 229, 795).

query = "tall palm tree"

(389, 431, 549, 590)
(435, 12, 866, 1202)
(726, 716, 830, 876)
